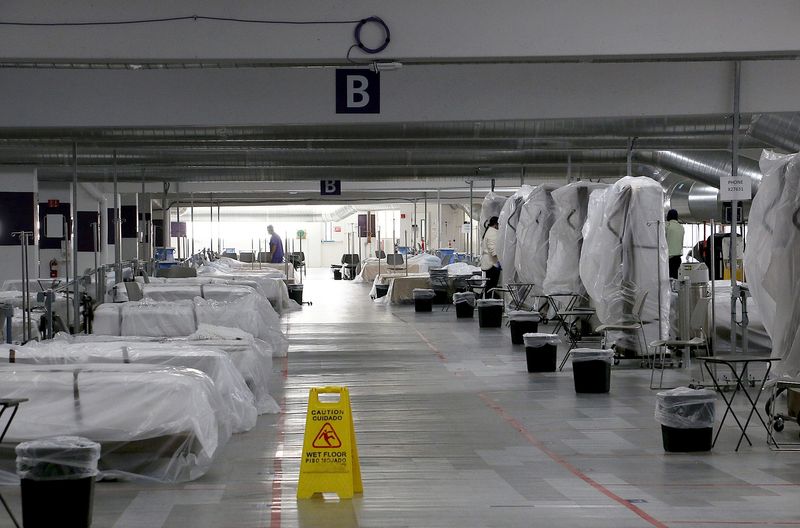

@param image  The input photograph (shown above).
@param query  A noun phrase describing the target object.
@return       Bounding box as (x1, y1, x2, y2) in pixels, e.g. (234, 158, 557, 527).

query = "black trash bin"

(413, 289, 435, 312)
(570, 348, 614, 393)
(288, 284, 304, 304)
(453, 292, 476, 318)
(332, 267, 342, 280)
(477, 299, 504, 328)
(523, 333, 560, 373)
(375, 284, 389, 298)
(508, 311, 541, 344)
(655, 387, 716, 452)
(16, 436, 101, 528)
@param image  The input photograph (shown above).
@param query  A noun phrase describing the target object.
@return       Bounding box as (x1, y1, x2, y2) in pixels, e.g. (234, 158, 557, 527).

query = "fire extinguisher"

(49, 258, 58, 278)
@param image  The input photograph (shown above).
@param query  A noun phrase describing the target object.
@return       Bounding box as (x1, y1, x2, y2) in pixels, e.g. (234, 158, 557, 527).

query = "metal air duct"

(747, 113, 800, 153)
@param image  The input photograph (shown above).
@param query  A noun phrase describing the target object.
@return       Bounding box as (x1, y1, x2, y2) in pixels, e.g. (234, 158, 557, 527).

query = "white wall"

(2, 1, 800, 61)
(6, 61, 800, 129)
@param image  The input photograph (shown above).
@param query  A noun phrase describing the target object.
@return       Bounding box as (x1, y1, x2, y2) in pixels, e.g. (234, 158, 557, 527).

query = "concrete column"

(138, 194, 153, 261)
(120, 193, 139, 260)
(75, 183, 107, 275)
(0, 169, 38, 285)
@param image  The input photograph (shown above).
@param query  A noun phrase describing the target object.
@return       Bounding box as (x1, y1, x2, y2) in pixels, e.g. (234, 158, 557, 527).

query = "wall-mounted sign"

(335, 69, 380, 114)
(47, 199, 60, 208)
(719, 175, 751, 202)
(320, 180, 342, 196)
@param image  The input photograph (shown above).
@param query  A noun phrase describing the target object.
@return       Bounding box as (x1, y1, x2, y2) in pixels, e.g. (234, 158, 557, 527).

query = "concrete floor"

(1, 268, 799, 527)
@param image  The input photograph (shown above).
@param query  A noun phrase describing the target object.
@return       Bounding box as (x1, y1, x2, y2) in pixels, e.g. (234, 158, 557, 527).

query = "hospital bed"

(1, 341, 259, 433)
(0, 363, 227, 483)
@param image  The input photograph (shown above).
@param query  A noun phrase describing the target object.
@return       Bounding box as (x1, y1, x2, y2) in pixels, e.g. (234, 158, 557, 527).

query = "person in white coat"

(481, 216, 501, 297)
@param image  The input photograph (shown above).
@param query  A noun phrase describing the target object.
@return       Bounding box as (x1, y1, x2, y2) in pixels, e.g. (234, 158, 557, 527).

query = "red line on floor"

(669, 522, 800, 526)
(478, 392, 668, 528)
(413, 327, 447, 362)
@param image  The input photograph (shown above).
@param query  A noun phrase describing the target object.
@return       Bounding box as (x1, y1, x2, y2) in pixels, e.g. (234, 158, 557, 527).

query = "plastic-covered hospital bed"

(62, 325, 279, 414)
(480, 191, 507, 232)
(496, 186, 534, 285)
(544, 181, 609, 296)
(1, 340, 258, 433)
(92, 293, 289, 357)
(580, 176, 670, 353)
(198, 256, 291, 278)
(745, 150, 800, 377)
(0, 363, 227, 483)
(514, 185, 557, 291)
(118, 275, 295, 313)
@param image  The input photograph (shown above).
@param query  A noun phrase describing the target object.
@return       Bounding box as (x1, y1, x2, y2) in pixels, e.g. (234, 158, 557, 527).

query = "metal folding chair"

(596, 290, 650, 367)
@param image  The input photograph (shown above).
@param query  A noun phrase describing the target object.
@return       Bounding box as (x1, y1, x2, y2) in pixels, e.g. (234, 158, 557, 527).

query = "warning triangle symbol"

(312, 422, 342, 448)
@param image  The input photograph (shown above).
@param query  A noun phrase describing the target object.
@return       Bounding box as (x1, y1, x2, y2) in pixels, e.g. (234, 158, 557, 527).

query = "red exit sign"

(48, 199, 60, 208)
(400, 213, 406, 219)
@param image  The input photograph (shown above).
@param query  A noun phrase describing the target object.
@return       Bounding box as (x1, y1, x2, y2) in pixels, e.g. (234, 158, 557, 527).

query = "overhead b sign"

(320, 180, 341, 196)
(336, 69, 380, 114)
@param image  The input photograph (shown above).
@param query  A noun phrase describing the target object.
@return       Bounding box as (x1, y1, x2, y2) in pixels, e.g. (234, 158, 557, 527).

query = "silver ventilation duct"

(0, 115, 749, 142)
(747, 113, 800, 153)
(634, 150, 761, 195)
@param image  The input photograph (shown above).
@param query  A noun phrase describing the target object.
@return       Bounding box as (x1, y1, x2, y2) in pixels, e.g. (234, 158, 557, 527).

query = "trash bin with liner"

(522, 333, 560, 372)
(16, 436, 101, 528)
(508, 311, 541, 344)
(477, 299, 504, 328)
(571, 348, 614, 393)
(655, 387, 716, 452)
(288, 284, 304, 304)
(375, 284, 389, 298)
(413, 289, 435, 312)
(453, 292, 476, 318)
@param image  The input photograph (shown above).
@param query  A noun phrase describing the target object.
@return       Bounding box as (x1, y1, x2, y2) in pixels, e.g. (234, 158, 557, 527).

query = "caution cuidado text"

(297, 386, 362, 499)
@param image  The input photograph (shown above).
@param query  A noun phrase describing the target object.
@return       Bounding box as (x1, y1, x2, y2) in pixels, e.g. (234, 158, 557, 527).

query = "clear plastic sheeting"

(544, 182, 609, 295)
(453, 292, 476, 306)
(6, 340, 258, 433)
(120, 276, 296, 313)
(94, 294, 289, 358)
(413, 289, 435, 300)
(121, 300, 197, 338)
(0, 363, 227, 483)
(655, 387, 716, 429)
(579, 177, 670, 349)
(194, 295, 288, 357)
(480, 191, 507, 232)
(413, 254, 443, 273)
(571, 348, 614, 364)
(744, 150, 800, 377)
(523, 333, 560, 347)
(508, 310, 541, 322)
(442, 262, 481, 277)
(0, 308, 41, 344)
(515, 185, 557, 291)
(61, 328, 280, 413)
(16, 436, 101, 481)
(495, 186, 533, 282)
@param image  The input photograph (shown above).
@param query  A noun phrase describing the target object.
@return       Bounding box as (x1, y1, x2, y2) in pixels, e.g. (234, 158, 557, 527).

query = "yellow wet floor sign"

(297, 386, 362, 499)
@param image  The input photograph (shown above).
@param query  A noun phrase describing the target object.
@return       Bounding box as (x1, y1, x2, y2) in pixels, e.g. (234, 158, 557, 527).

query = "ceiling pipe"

(0, 115, 748, 142)
(747, 112, 800, 153)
